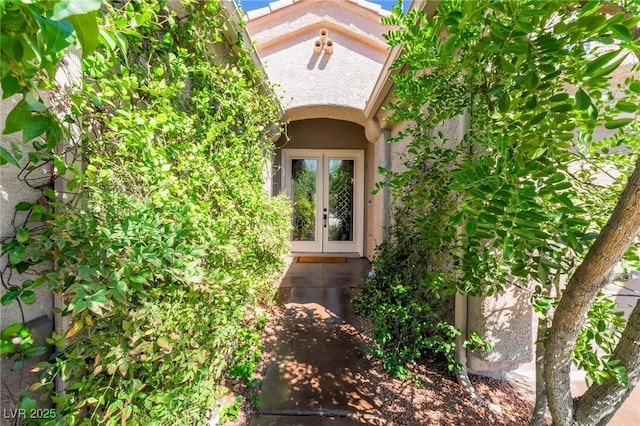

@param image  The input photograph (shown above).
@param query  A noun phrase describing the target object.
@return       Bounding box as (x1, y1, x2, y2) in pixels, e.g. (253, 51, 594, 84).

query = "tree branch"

(574, 298, 640, 425)
(543, 156, 640, 425)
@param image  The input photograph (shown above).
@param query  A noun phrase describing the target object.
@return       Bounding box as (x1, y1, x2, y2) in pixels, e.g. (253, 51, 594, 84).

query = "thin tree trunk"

(543, 157, 640, 426)
(574, 299, 640, 425)
(530, 318, 549, 426)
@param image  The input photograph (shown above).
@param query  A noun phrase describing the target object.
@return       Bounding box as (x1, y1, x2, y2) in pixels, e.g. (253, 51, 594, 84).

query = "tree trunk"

(574, 299, 640, 425)
(530, 318, 549, 426)
(543, 157, 640, 426)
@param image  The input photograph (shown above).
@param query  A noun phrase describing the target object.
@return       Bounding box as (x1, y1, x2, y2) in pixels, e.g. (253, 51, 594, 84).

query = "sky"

(235, 0, 406, 13)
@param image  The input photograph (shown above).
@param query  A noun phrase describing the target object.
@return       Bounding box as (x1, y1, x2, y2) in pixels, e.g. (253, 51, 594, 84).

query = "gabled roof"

(246, 0, 391, 21)
(244, 0, 393, 128)
(246, 0, 390, 55)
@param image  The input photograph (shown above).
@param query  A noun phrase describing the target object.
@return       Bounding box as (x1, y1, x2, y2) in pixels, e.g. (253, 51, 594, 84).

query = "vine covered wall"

(1, 0, 290, 423)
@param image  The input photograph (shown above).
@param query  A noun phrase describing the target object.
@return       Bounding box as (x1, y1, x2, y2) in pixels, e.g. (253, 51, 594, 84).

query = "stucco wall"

(247, 0, 389, 124)
(0, 95, 54, 330)
(259, 32, 384, 117)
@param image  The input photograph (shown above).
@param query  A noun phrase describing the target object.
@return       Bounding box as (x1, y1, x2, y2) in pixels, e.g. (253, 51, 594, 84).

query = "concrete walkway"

(250, 258, 386, 426)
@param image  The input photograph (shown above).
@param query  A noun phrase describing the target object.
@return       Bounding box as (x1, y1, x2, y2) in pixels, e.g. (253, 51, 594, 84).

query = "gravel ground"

(223, 287, 542, 425)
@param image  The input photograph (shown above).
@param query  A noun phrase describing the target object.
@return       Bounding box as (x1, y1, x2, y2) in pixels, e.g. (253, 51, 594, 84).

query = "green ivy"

(356, 0, 639, 383)
(1, 0, 290, 424)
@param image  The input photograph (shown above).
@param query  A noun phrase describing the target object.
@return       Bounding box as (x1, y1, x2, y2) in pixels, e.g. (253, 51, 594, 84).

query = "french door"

(282, 150, 364, 255)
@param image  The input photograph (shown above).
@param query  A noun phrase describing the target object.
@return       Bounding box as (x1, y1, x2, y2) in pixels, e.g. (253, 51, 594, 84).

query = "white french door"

(282, 149, 364, 256)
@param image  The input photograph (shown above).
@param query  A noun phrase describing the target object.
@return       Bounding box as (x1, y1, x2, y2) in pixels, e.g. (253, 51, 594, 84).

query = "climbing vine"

(356, 0, 639, 400)
(1, 0, 290, 423)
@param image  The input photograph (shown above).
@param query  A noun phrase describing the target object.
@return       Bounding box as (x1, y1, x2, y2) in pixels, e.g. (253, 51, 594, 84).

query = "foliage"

(1, 0, 290, 424)
(291, 160, 317, 241)
(356, 0, 639, 385)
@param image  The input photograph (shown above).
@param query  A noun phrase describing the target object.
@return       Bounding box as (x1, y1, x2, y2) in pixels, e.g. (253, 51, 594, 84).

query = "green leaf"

(105, 400, 123, 418)
(51, 0, 102, 21)
(31, 13, 75, 59)
(465, 220, 477, 237)
(19, 396, 37, 412)
(68, 11, 100, 59)
(3, 99, 31, 134)
(575, 88, 590, 110)
(605, 118, 632, 129)
(530, 147, 547, 159)
(21, 290, 36, 305)
(550, 103, 572, 113)
(23, 345, 48, 357)
(23, 114, 52, 142)
(490, 22, 505, 40)
(579, 0, 600, 16)
(487, 84, 504, 96)
(614, 366, 628, 386)
(15, 202, 33, 211)
(130, 275, 148, 285)
(1, 323, 24, 339)
(615, 101, 637, 113)
(0, 340, 14, 355)
(24, 93, 47, 112)
(1, 76, 22, 99)
(16, 228, 29, 243)
(524, 72, 538, 90)
(0, 146, 20, 167)
(502, 234, 513, 260)
(53, 154, 67, 174)
(550, 93, 569, 103)
(525, 95, 537, 110)
(591, 54, 628, 79)
(1, 288, 20, 306)
(529, 112, 547, 125)
(610, 24, 632, 42)
(516, 20, 534, 33)
(538, 262, 549, 284)
(583, 49, 620, 76)
(500, 56, 516, 74)
(498, 92, 511, 113)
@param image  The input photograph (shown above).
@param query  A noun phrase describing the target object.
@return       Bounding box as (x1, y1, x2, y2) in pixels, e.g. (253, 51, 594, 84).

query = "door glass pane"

(291, 159, 317, 241)
(328, 159, 354, 242)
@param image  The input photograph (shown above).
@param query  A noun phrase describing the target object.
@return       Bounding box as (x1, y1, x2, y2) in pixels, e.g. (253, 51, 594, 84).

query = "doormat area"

(297, 256, 348, 263)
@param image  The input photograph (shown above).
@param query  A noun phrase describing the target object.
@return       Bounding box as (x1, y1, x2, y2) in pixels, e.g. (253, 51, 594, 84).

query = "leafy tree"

(357, 1, 639, 424)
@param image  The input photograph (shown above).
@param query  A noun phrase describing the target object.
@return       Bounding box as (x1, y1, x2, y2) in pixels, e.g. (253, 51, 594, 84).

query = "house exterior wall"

(246, 0, 389, 126)
(246, 0, 390, 258)
(0, 49, 83, 414)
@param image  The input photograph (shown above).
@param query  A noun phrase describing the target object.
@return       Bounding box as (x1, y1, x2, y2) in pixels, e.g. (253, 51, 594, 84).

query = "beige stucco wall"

(247, 0, 389, 126)
(0, 47, 84, 414)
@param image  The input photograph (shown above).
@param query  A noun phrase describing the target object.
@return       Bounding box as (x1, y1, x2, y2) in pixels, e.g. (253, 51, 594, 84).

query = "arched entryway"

(273, 118, 374, 257)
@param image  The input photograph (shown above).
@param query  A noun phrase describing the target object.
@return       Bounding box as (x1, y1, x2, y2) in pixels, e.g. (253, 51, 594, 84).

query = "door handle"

(323, 213, 327, 228)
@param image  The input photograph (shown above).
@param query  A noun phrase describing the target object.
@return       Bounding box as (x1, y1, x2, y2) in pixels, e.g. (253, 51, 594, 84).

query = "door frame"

(282, 149, 364, 256)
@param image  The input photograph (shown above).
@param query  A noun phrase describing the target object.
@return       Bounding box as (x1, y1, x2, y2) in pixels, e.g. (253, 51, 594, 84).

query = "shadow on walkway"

(250, 258, 385, 425)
